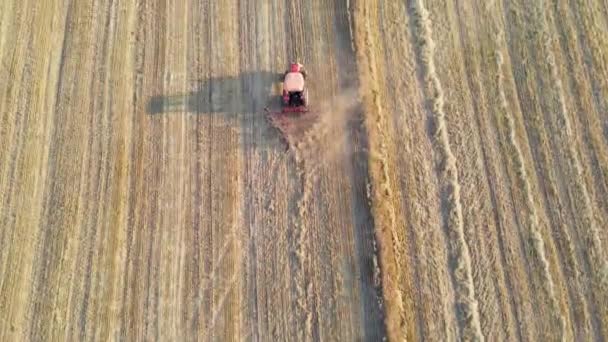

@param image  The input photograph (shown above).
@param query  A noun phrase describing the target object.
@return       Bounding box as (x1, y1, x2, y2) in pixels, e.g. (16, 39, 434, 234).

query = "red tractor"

(281, 62, 309, 112)
(265, 62, 316, 148)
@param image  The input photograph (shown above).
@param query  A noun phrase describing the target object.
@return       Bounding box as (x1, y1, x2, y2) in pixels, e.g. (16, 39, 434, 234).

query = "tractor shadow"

(147, 71, 284, 116)
(147, 71, 286, 151)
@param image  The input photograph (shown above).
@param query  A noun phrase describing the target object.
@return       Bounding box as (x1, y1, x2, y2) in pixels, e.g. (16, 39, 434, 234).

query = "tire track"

(0, 0, 33, 251)
(336, 1, 388, 340)
(118, 0, 146, 339)
(451, 1, 522, 338)
(236, 3, 261, 337)
(491, 1, 572, 338)
(0, 0, 16, 65)
(568, 0, 608, 241)
(308, 3, 340, 340)
(0, 0, 25, 127)
(496, 49, 568, 338)
(0, 4, 21, 190)
(158, 0, 186, 338)
(376, 1, 455, 339)
(545, 0, 608, 338)
(73, 2, 120, 339)
(506, 0, 608, 338)
(0, 1, 65, 339)
(98, 2, 136, 338)
(298, 2, 355, 340)
(26, 0, 103, 339)
(493, 0, 594, 339)
(351, 2, 407, 340)
(475, 12, 540, 334)
(241, 1, 303, 340)
(570, 0, 608, 123)
(193, 1, 213, 338)
(535, 0, 608, 296)
(238, 0, 296, 340)
(181, 0, 201, 336)
(206, 1, 245, 339)
(284, 2, 317, 340)
(155, 0, 188, 338)
(532, 0, 608, 336)
(289, 151, 315, 342)
(407, 0, 483, 340)
(502, 1, 592, 338)
(139, 2, 167, 340)
(551, 0, 608, 243)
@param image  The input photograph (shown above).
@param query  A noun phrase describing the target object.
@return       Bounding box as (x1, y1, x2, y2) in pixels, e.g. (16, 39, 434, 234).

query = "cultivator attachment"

(265, 107, 318, 149)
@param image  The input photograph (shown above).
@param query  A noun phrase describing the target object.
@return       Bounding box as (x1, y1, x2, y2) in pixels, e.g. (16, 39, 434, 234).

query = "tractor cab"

(282, 63, 308, 109)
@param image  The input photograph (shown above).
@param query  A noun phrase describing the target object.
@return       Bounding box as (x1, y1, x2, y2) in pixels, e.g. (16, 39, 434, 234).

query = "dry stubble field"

(1, 0, 608, 341)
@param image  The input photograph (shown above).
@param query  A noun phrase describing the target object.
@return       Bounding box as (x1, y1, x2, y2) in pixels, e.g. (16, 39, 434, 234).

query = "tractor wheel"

(303, 88, 309, 106)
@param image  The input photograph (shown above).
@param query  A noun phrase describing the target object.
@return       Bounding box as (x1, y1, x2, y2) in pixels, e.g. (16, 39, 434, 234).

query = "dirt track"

(1, 0, 608, 341)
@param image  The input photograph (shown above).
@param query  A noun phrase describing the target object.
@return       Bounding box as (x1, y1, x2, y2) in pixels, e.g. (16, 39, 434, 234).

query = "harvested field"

(1, 0, 607, 341)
